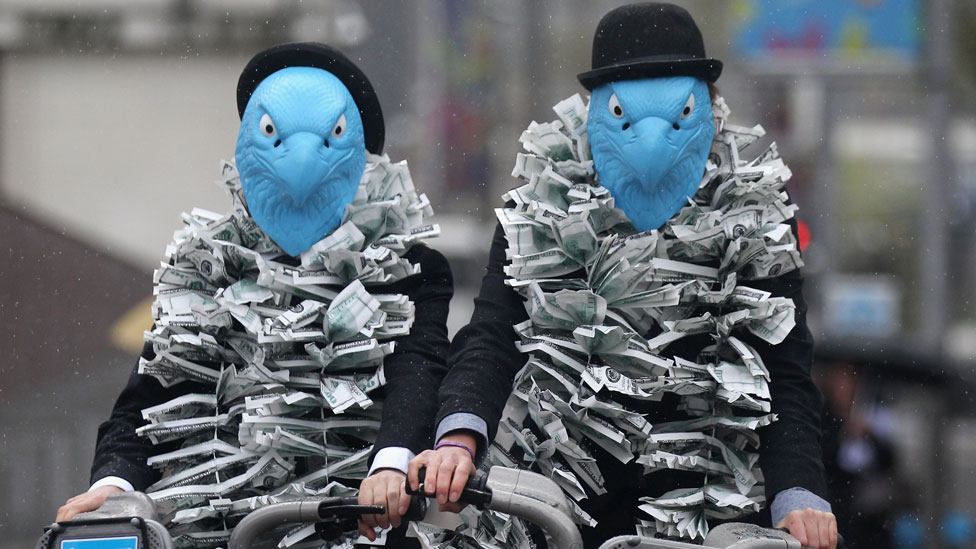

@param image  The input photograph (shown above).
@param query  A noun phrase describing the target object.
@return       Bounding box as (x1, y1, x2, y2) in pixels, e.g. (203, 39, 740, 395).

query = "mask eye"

(608, 93, 624, 119)
(680, 93, 695, 119)
(332, 114, 347, 138)
(259, 113, 277, 137)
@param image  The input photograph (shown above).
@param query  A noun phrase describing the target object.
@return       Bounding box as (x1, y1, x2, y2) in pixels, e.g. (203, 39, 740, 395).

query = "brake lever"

(314, 491, 428, 541)
(314, 498, 385, 542)
(318, 497, 385, 519)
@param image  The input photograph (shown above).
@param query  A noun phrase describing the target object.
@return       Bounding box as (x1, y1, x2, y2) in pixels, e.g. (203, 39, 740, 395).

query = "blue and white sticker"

(61, 536, 138, 549)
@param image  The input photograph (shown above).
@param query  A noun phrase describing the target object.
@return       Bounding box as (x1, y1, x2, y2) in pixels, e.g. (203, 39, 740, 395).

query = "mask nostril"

(622, 122, 630, 131)
(673, 122, 680, 130)
(324, 138, 330, 148)
(274, 139, 281, 148)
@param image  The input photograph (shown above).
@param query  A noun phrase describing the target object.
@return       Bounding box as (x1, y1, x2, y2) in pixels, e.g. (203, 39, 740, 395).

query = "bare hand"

(407, 431, 477, 512)
(357, 469, 409, 542)
(57, 486, 123, 522)
(777, 508, 838, 549)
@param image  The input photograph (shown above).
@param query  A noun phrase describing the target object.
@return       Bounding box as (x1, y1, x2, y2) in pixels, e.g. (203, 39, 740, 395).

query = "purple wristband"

(435, 440, 476, 461)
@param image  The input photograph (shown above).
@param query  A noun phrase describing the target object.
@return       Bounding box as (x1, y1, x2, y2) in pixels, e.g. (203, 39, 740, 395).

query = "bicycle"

(37, 466, 841, 549)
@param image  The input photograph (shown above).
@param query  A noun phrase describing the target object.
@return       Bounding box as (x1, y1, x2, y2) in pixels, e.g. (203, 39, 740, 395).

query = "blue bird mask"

(588, 76, 714, 231)
(235, 66, 367, 256)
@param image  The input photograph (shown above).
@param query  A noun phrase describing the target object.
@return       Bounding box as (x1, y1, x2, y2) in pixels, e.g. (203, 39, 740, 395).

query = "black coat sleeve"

(435, 222, 529, 443)
(369, 244, 454, 461)
(744, 266, 829, 502)
(90, 343, 192, 491)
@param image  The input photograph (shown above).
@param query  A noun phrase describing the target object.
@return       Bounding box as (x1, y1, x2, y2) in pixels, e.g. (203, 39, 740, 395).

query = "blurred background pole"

(811, 76, 836, 280)
(921, 0, 951, 349)
(922, 0, 952, 546)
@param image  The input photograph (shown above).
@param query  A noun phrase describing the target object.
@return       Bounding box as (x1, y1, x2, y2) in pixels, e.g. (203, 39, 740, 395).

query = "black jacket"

(436, 222, 827, 515)
(91, 244, 453, 491)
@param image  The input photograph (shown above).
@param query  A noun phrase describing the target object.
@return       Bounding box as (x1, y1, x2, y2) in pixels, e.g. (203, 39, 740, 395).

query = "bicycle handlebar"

(228, 466, 583, 549)
(407, 465, 583, 549)
(227, 496, 408, 549)
(227, 468, 840, 549)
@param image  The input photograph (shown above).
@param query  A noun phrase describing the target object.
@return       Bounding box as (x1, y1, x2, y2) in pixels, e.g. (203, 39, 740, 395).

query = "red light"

(797, 220, 811, 252)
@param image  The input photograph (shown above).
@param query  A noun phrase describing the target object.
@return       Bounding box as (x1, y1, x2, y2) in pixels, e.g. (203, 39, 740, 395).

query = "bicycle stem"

(227, 500, 321, 549)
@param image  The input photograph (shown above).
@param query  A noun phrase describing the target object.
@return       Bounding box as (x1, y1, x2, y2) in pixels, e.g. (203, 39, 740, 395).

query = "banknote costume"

(431, 4, 830, 546)
(89, 43, 451, 548)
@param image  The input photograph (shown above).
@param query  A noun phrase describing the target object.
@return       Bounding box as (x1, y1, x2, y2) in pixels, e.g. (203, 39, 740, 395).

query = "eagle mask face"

(235, 66, 367, 256)
(588, 76, 714, 232)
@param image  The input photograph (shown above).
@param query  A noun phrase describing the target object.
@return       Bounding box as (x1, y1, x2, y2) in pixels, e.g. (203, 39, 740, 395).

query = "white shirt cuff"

(368, 446, 415, 476)
(90, 476, 134, 492)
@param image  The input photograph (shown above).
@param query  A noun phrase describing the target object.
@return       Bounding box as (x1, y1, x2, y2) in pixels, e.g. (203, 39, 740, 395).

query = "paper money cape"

(424, 94, 804, 547)
(137, 153, 438, 549)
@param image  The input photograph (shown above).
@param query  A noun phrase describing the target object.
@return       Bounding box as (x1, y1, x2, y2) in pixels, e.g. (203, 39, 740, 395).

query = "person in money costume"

(56, 42, 452, 547)
(408, 4, 838, 548)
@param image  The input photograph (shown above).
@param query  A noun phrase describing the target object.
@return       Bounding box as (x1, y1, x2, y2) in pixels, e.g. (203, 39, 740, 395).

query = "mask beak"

(273, 132, 332, 202)
(621, 116, 680, 187)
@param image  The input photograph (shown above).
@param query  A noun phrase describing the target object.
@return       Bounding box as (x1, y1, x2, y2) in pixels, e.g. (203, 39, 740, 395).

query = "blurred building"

(1, 0, 975, 546)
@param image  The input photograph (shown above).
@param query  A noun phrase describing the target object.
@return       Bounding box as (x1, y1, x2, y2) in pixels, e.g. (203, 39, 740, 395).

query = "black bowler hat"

(577, 2, 722, 90)
(237, 42, 385, 154)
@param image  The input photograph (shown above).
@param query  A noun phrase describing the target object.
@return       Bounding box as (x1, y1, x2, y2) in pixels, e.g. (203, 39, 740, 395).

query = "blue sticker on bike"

(61, 537, 138, 549)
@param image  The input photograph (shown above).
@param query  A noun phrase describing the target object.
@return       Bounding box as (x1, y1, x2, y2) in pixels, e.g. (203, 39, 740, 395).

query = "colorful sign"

(732, 0, 919, 63)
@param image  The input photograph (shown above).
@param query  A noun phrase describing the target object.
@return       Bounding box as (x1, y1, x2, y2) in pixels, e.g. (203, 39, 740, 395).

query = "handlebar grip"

(405, 467, 492, 508)
(402, 492, 428, 522)
(404, 466, 426, 496)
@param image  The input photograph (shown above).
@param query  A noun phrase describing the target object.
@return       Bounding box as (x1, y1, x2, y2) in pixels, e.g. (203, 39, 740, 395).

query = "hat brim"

(237, 42, 385, 154)
(578, 57, 722, 90)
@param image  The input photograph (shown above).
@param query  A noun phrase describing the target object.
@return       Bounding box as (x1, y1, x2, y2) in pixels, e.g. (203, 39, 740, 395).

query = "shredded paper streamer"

(435, 94, 803, 546)
(138, 154, 438, 548)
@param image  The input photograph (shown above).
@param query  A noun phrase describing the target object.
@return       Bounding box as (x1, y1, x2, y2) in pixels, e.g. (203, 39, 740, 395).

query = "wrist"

(438, 430, 478, 451)
(89, 477, 132, 493)
(435, 440, 476, 462)
(371, 467, 406, 477)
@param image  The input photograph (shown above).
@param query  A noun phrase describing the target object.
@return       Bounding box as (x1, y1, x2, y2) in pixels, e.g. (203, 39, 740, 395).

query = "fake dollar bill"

(443, 94, 803, 546)
(136, 154, 437, 548)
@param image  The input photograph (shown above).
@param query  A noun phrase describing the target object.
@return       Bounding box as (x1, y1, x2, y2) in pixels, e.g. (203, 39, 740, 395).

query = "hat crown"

(578, 2, 721, 90)
(592, 3, 706, 69)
